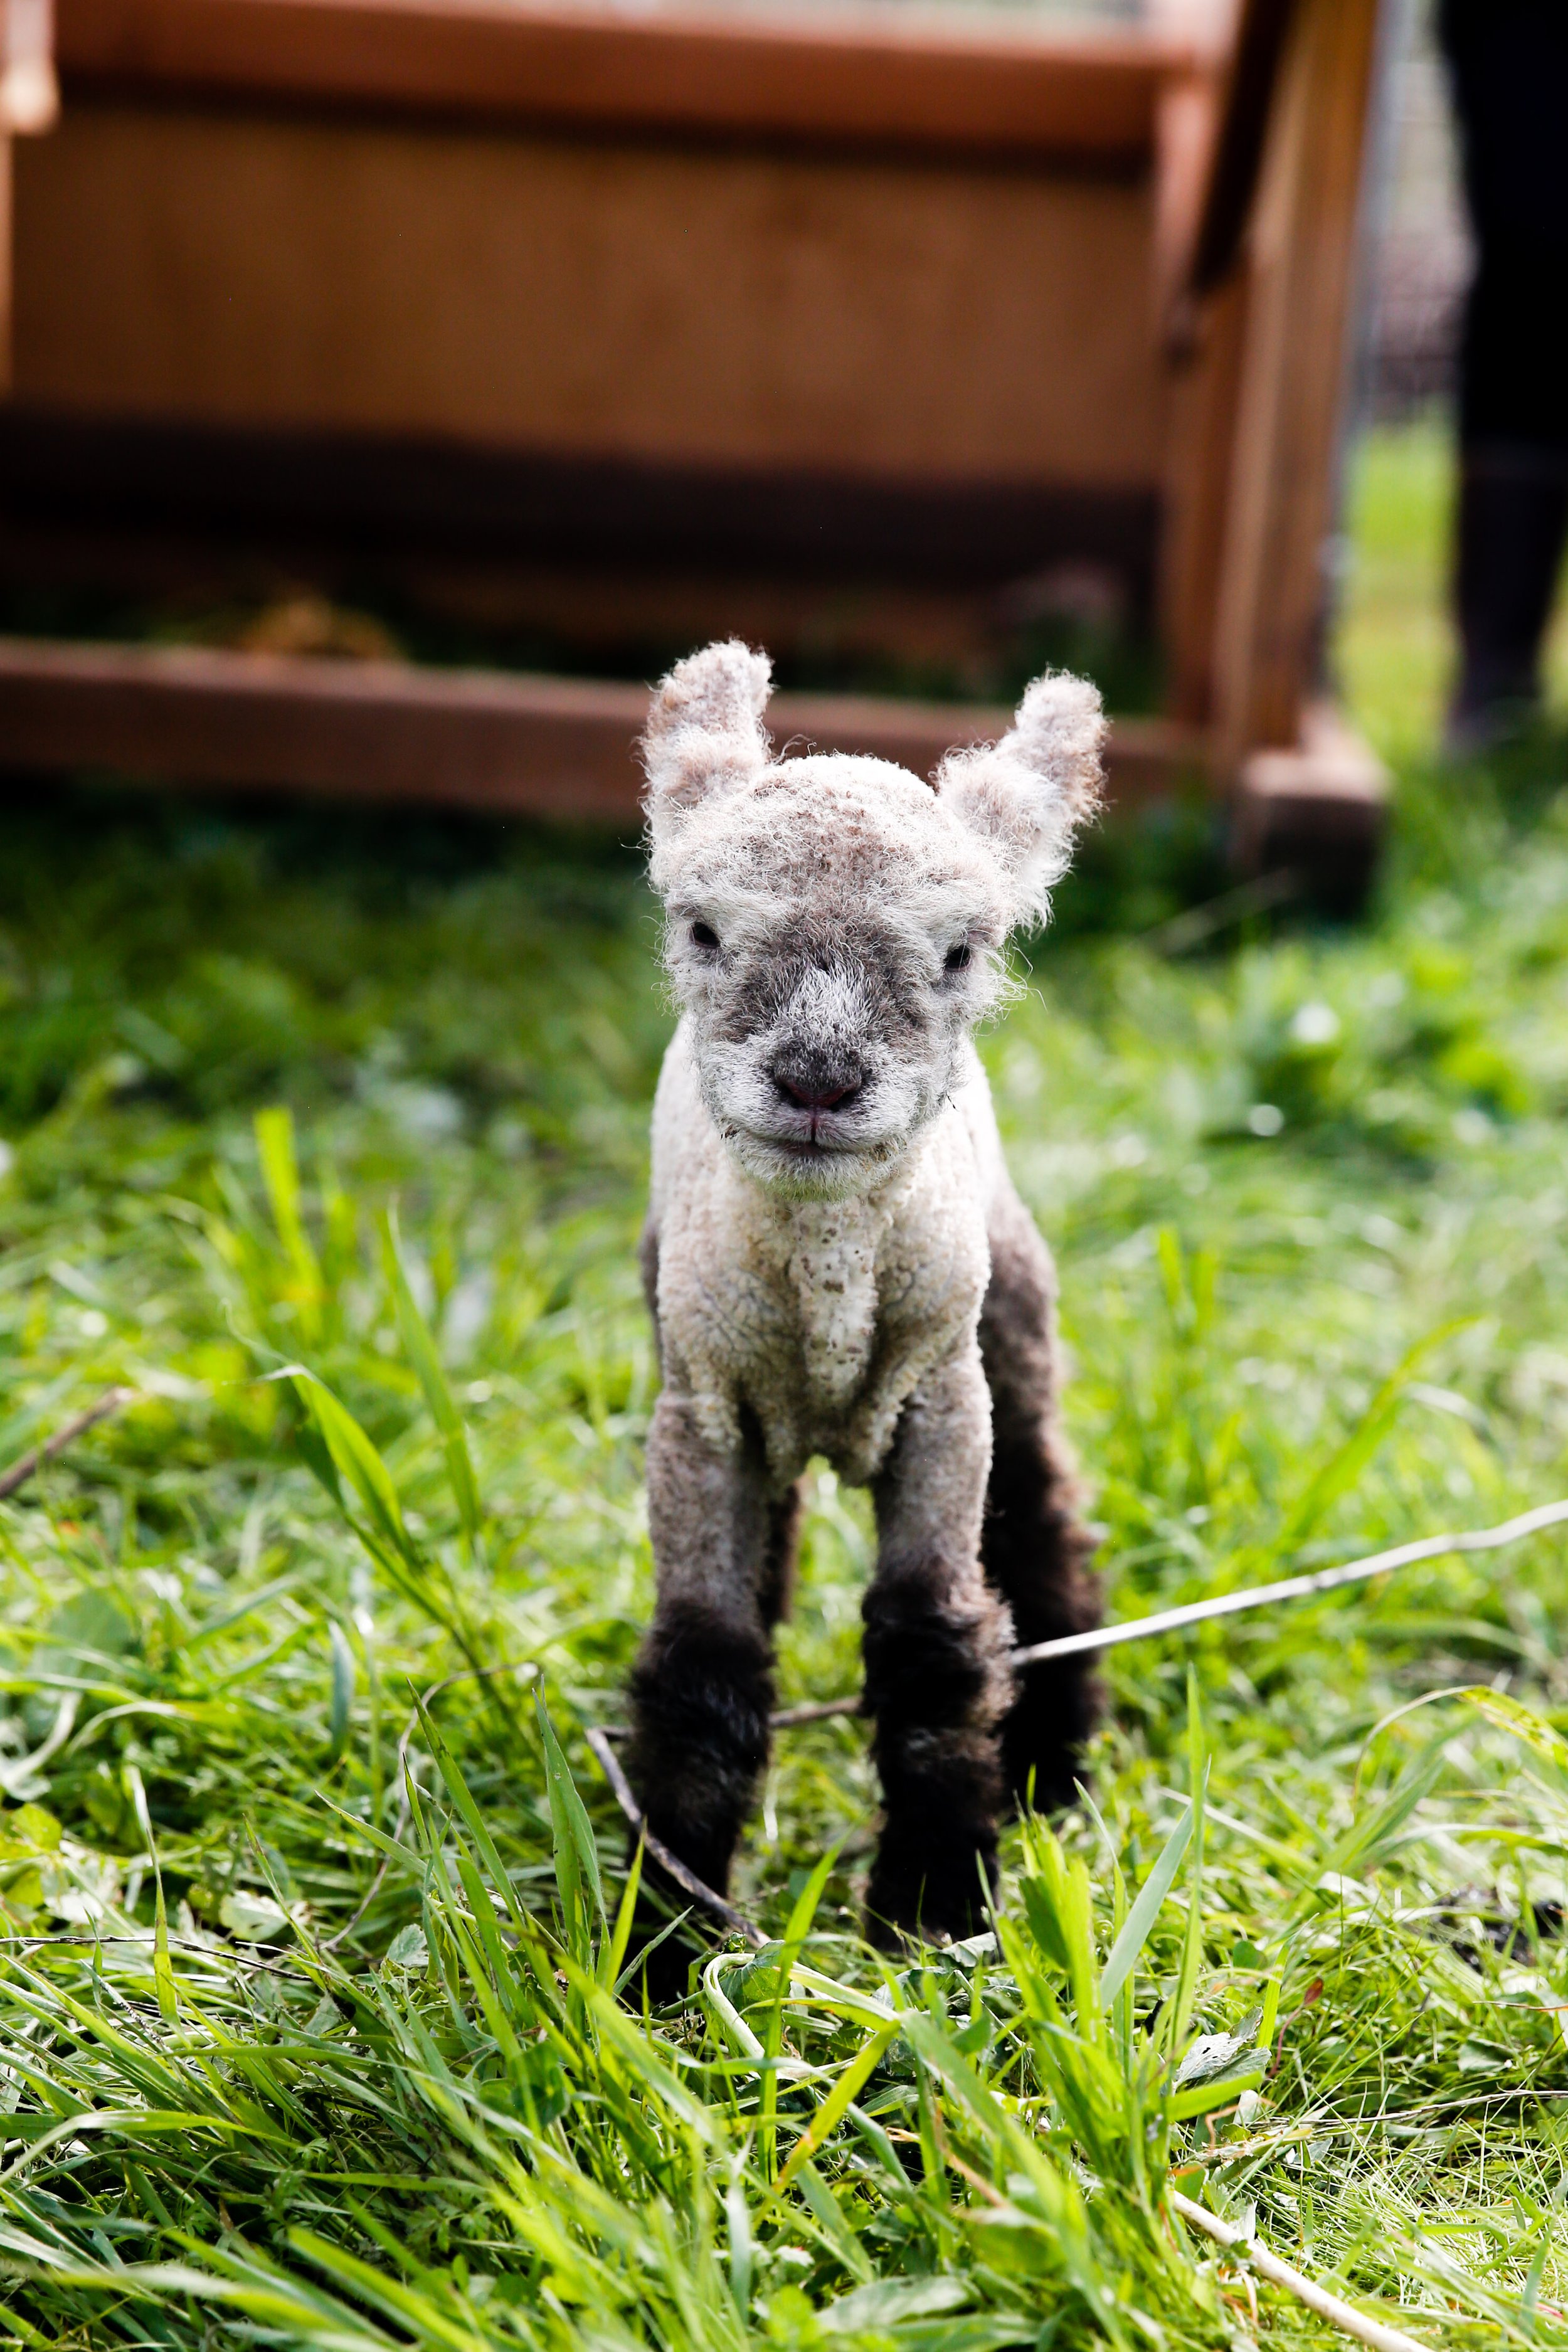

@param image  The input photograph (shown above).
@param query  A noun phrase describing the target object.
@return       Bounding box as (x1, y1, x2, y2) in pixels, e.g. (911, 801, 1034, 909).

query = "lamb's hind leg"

(978, 1188, 1101, 1814)
(627, 1395, 776, 1991)
(863, 1348, 1013, 1945)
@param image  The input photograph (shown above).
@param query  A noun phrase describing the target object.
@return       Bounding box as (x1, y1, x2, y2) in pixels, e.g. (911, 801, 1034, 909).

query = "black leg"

(863, 1352, 1011, 1946)
(862, 1561, 1007, 1944)
(626, 1393, 776, 1999)
(978, 1195, 1101, 1814)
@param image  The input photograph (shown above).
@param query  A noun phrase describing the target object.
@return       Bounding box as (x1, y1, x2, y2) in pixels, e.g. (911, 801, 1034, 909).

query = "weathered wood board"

(0, 0, 1392, 899)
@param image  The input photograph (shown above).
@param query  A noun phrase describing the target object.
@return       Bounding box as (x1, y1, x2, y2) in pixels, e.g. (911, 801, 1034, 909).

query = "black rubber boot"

(1446, 443, 1568, 757)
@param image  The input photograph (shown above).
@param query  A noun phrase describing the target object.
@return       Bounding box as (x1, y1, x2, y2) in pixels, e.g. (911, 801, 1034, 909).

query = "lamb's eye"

(944, 942, 972, 973)
(690, 921, 720, 951)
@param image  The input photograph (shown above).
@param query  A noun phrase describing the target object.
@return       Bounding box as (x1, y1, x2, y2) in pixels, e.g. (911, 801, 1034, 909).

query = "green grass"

(4, 423, 1568, 2347)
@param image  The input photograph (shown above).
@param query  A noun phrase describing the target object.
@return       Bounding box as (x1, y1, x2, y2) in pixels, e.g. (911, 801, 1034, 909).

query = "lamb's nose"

(776, 1074, 861, 1111)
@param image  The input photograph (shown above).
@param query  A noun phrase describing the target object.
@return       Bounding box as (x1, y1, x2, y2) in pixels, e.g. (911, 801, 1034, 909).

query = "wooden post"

(0, 0, 59, 388)
(1158, 0, 1391, 898)
(1209, 0, 1385, 767)
(1160, 268, 1249, 728)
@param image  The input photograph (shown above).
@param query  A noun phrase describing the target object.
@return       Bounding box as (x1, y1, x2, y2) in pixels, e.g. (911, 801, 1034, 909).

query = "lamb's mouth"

(738, 1123, 904, 1169)
(730, 1121, 861, 1161)
(761, 1130, 850, 1158)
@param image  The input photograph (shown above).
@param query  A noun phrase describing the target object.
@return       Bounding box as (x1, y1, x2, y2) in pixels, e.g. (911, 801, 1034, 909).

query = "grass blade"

(1099, 1798, 1194, 2011)
(379, 1209, 482, 1552)
(255, 1106, 323, 1335)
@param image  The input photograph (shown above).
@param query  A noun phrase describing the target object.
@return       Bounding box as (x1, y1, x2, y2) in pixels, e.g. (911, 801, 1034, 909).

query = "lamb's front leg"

(863, 1347, 1014, 1946)
(627, 1391, 777, 1919)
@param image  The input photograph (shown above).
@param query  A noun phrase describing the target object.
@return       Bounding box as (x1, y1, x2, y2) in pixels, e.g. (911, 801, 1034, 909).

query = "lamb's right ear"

(642, 641, 772, 834)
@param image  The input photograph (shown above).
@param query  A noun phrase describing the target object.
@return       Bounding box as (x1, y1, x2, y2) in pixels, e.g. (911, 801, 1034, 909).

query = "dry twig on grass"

(0, 1387, 139, 1501)
(584, 1724, 765, 1948)
(714, 1495, 1568, 1729)
(1170, 2188, 1428, 2352)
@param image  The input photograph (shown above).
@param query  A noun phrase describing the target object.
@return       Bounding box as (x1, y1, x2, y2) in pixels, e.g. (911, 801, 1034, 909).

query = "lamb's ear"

(642, 640, 772, 834)
(935, 670, 1105, 923)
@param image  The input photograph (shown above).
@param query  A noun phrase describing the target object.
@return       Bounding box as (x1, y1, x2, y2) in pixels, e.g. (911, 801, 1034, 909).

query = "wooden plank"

(1153, 44, 1243, 727)
(0, 0, 54, 396)
(1158, 268, 1249, 724)
(1185, 0, 1296, 297)
(1209, 0, 1384, 765)
(0, 637, 1200, 817)
(0, 640, 655, 819)
(14, 106, 1167, 481)
(1, 0, 59, 134)
(1155, 0, 1387, 901)
(1151, 63, 1219, 334)
(56, 0, 1200, 161)
(0, 137, 9, 396)
(1156, 0, 1292, 729)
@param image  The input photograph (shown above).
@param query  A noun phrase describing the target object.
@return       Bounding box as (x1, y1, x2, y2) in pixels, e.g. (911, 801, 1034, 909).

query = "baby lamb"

(628, 639, 1103, 1957)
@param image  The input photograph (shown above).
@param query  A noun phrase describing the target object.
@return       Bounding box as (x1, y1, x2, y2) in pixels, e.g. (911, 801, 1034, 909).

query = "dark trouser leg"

(1448, 443, 1568, 753)
(978, 1195, 1101, 1814)
(1438, 0, 1568, 753)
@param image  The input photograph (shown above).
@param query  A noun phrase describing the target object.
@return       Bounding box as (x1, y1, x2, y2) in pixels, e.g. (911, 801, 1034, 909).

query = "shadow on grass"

(1, 764, 1237, 948)
(1387, 715, 1568, 899)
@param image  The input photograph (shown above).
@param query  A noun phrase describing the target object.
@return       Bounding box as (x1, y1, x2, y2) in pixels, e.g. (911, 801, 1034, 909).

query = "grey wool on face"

(628, 639, 1104, 1989)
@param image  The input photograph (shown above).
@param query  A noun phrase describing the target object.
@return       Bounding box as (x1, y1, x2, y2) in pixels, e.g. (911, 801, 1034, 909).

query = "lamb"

(627, 638, 1104, 1963)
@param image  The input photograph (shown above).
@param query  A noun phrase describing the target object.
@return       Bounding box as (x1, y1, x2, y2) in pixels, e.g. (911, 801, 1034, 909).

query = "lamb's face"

(643, 644, 1106, 1201)
(658, 761, 1011, 1198)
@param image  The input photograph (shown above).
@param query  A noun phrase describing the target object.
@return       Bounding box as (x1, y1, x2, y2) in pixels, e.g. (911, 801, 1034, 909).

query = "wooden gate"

(0, 0, 1390, 890)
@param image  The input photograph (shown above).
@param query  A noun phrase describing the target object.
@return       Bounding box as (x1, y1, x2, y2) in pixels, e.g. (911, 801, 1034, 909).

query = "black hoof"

(865, 1827, 998, 1950)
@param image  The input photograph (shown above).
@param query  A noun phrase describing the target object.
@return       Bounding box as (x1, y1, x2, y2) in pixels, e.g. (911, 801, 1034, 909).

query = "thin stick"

(584, 1725, 765, 1950)
(0, 1388, 138, 1501)
(1011, 1495, 1568, 1668)
(771, 1697, 862, 1728)
(1169, 2188, 1427, 2352)
(704, 1496, 1568, 1730)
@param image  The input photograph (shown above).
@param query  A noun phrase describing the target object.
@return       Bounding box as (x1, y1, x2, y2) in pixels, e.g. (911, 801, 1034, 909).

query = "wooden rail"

(0, 638, 1200, 819)
(57, 0, 1200, 159)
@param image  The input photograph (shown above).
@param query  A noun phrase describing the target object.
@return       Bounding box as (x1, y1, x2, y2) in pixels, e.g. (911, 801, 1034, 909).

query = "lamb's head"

(643, 639, 1104, 1200)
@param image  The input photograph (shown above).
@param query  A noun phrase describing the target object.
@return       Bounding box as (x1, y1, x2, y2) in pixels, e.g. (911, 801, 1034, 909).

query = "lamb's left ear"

(935, 670, 1105, 923)
(642, 640, 772, 837)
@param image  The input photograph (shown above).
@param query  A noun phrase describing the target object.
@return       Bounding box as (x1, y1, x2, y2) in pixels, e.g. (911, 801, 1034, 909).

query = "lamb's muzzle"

(627, 640, 1104, 1994)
